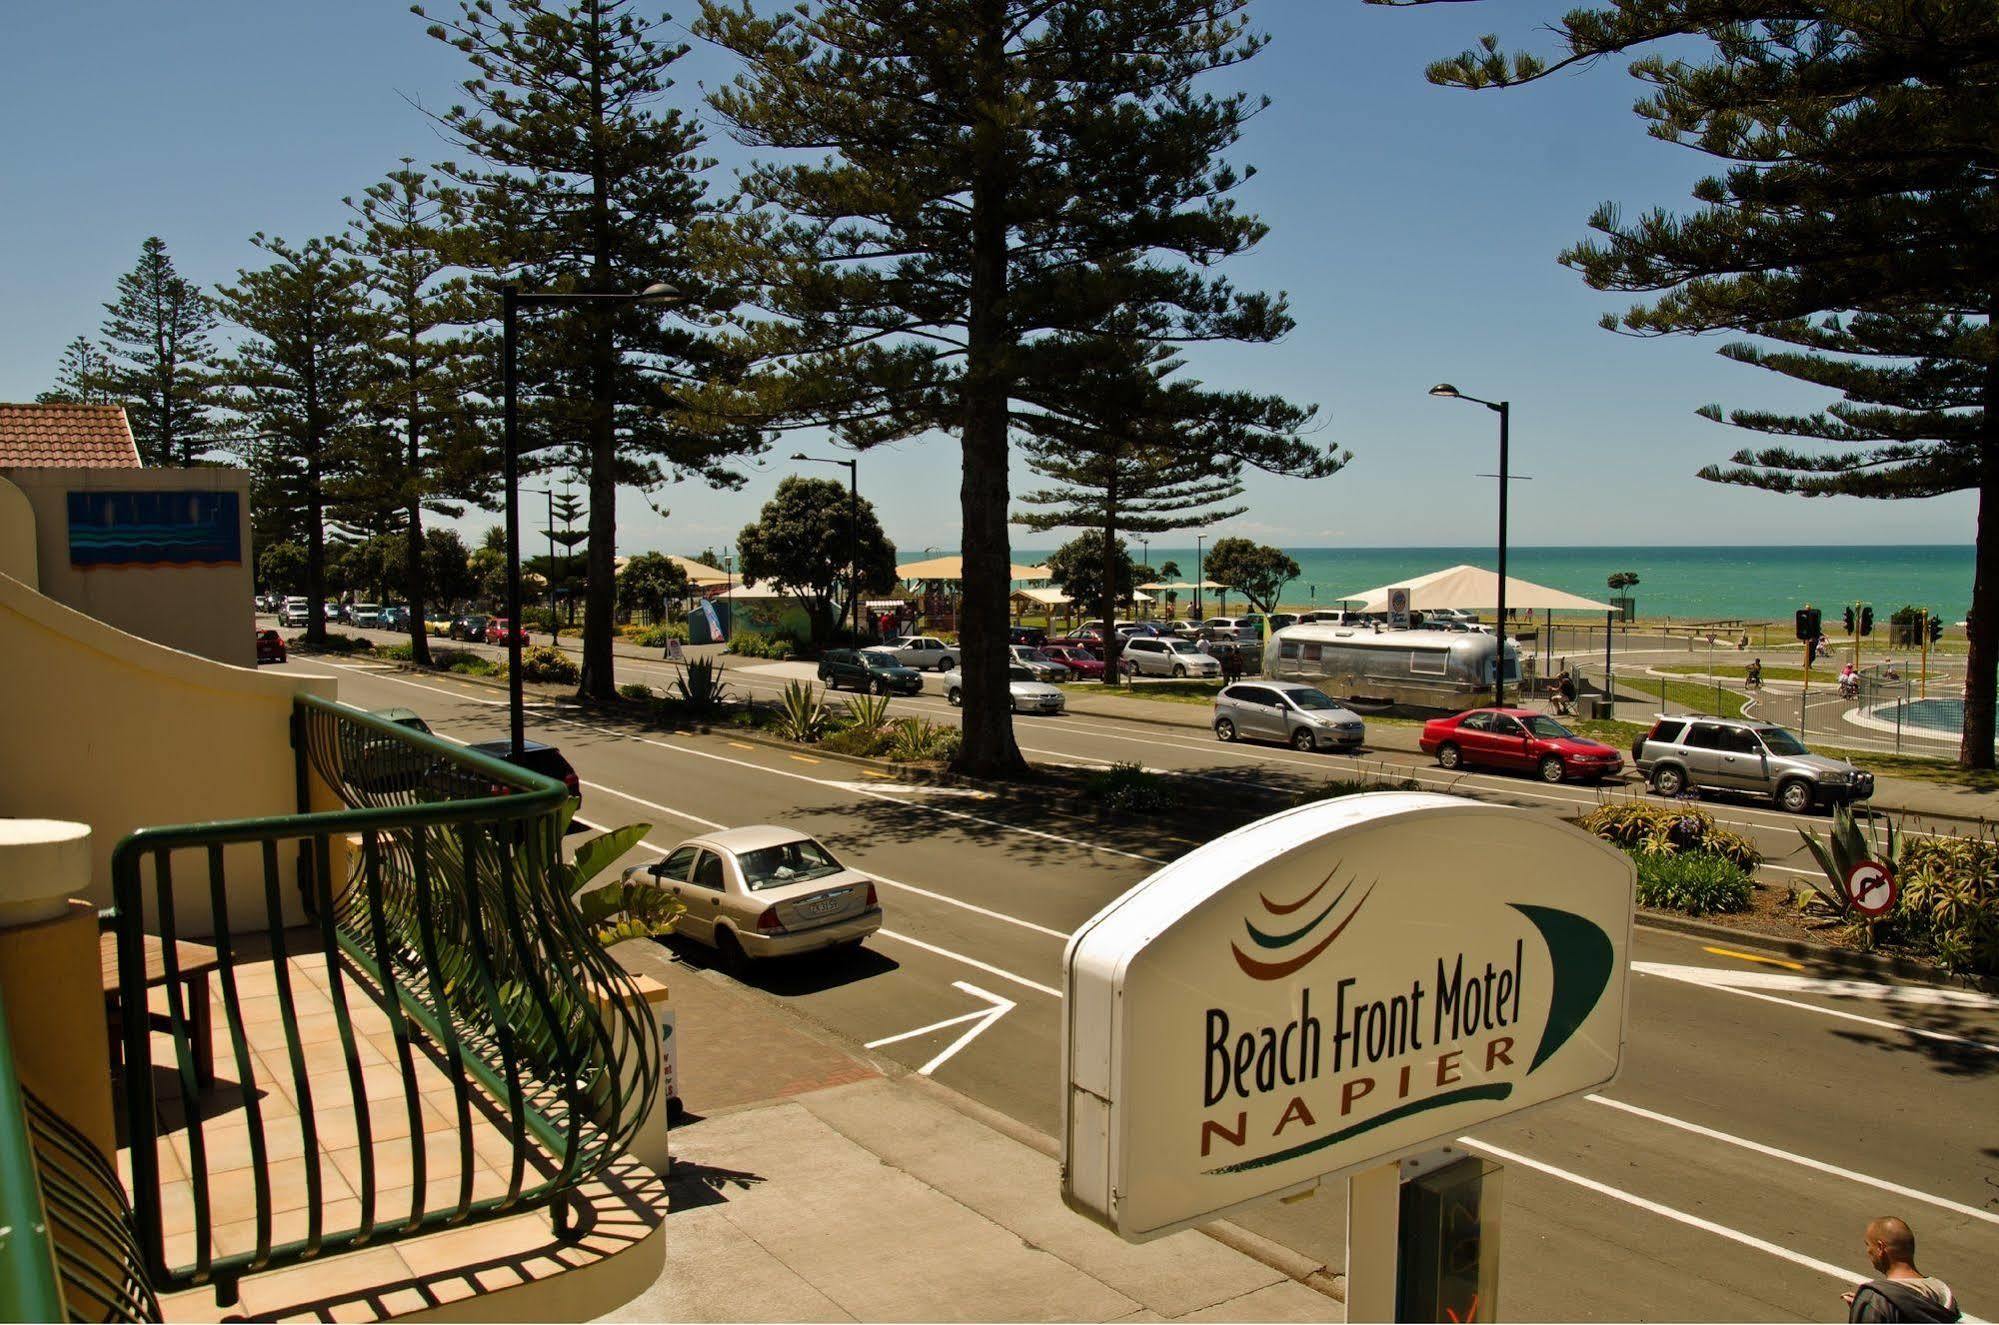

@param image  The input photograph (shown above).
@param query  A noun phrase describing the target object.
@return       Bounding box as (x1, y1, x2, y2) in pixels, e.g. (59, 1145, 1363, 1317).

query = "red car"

(1420, 707, 1625, 784)
(1046, 635, 1100, 651)
(255, 629, 287, 665)
(1043, 644, 1104, 678)
(486, 617, 528, 647)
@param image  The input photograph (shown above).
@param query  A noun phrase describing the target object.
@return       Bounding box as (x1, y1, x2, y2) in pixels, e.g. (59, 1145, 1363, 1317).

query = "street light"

(525, 486, 558, 646)
(1195, 533, 1206, 622)
(1429, 383, 1512, 706)
(502, 280, 683, 756)
(792, 451, 861, 642)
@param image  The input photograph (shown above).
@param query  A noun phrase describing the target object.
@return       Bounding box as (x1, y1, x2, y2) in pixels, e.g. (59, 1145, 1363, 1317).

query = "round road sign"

(1843, 860, 1897, 919)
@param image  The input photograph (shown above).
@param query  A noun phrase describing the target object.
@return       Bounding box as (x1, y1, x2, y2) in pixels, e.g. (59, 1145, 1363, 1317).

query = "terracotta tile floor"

(115, 942, 666, 1322)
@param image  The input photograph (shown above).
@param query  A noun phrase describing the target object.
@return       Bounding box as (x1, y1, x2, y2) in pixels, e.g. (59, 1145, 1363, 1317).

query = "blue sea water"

(1010, 545, 1976, 622)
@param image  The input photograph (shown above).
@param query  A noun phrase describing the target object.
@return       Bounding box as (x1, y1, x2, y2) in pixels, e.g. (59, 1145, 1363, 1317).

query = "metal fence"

(108, 695, 659, 1304)
(1853, 663, 1966, 755)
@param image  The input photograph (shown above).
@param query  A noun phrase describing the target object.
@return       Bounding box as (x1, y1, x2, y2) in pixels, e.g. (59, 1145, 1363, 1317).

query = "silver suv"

(1215, 683, 1364, 752)
(1121, 636, 1221, 678)
(1632, 716, 1873, 814)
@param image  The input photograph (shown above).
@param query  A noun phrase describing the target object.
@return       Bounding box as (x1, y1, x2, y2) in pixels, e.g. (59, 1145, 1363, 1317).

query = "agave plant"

(844, 690, 893, 732)
(886, 716, 959, 761)
(774, 680, 833, 743)
(675, 657, 730, 713)
(1795, 805, 1900, 918)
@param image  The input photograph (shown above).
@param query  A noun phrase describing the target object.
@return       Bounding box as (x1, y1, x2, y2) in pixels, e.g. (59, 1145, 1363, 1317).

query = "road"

(287, 648, 1999, 1322)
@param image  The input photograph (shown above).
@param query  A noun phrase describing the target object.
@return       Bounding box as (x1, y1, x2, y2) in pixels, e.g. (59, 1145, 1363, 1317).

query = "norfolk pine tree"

(99, 236, 227, 466)
(421, 0, 765, 700)
(36, 337, 115, 404)
(345, 164, 492, 667)
(217, 235, 377, 647)
(698, 0, 1302, 776)
(1370, 2, 1999, 768)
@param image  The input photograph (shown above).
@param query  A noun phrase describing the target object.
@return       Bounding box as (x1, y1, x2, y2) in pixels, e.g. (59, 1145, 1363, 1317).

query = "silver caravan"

(1263, 624, 1518, 711)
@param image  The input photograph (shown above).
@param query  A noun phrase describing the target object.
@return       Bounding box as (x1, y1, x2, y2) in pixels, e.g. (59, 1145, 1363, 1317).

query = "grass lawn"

(1658, 663, 1815, 684)
(1629, 677, 1752, 719)
(1059, 679, 1223, 706)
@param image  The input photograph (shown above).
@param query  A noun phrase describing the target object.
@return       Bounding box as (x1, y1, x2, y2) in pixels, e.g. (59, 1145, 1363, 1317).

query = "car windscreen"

(1282, 688, 1338, 711)
(737, 839, 845, 890)
(1758, 727, 1809, 756)
(1166, 641, 1204, 654)
(860, 651, 901, 668)
(1522, 716, 1576, 740)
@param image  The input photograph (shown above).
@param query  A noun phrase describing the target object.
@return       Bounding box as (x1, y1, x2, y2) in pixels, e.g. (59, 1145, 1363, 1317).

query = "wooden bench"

(102, 932, 220, 1088)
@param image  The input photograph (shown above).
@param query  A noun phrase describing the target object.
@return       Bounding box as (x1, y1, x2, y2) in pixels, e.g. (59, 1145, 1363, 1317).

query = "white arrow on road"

(864, 980, 1016, 1076)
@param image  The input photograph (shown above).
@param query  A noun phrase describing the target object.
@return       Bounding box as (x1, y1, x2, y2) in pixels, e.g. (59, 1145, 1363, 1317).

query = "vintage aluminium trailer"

(1262, 624, 1518, 711)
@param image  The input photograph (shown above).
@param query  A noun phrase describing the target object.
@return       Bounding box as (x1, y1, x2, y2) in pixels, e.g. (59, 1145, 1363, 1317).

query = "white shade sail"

(897, 555, 1051, 582)
(1337, 564, 1614, 613)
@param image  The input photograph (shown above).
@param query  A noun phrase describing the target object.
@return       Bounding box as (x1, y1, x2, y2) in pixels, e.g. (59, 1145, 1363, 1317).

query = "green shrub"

(518, 644, 579, 684)
(1890, 834, 1999, 976)
(1296, 776, 1421, 805)
(885, 717, 960, 762)
(675, 657, 730, 713)
(1580, 802, 1762, 870)
(729, 633, 798, 661)
(629, 622, 688, 648)
(449, 656, 500, 677)
(376, 642, 415, 661)
(842, 691, 894, 732)
(620, 682, 655, 701)
(1634, 851, 1754, 915)
(773, 681, 832, 743)
(298, 631, 373, 653)
(820, 725, 897, 757)
(1085, 761, 1177, 816)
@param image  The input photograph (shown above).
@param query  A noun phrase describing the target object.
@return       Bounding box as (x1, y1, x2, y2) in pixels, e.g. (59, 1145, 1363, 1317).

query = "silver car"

(1632, 715, 1873, 814)
(886, 635, 958, 671)
(1121, 636, 1222, 678)
(1214, 682, 1365, 752)
(942, 665, 1066, 714)
(622, 825, 883, 961)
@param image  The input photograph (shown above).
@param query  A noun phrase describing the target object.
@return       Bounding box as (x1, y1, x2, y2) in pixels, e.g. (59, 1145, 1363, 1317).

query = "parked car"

(1007, 625, 1048, 647)
(1420, 708, 1624, 784)
(464, 738, 582, 806)
(622, 826, 882, 962)
(1008, 645, 1071, 681)
(349, 603, 383, 629)
(1422, 608, 1489, 632)
(486, 617, 527, 647)
(819, 647, 925, 695)
(1200, 616, 1264, 640)
(425, 612, 455, 637)
(1080, 620, 1159, 640)
(1262, 613, 1300, 633)
(280, 597, 312, 629)
(1043, 644, 1104, 679)
(449, 613, 490, 642)
(1632, 716, 1871, 813)
(1046, 635, 1100, 652)
(255, 629, 288, 665)
(942, 665, 1067, 714)
(885, 635, 958, 671)
(377, 605, 410, 631)
(1214, 682, 1365, 752)
(1120, 636, 1222, 678)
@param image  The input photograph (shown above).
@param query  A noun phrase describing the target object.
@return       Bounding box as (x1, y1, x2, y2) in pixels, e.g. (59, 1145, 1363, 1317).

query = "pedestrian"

(1220, 646, 1242, 685)
(1738, 631, 1750, 651)
(1746, 657, 1762, 689)
(1843, 1217, 1961, 1322)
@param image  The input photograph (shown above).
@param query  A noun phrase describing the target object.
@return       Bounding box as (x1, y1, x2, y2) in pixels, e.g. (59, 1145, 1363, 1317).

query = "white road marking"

(823, 780, 994, 798)
(577, 781, 726, 831)
(1637, 969, 1999, 1054)
(1588, 1095, 1999, 1227)
(865, 981, 1016, 1075)
(1634, 962, 1999, 1011)
(873, 929, 1062, 998)
(862, 873, 1072, 941)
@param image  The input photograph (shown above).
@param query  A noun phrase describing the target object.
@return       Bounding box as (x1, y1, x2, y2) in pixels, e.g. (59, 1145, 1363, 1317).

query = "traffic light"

(1796, 607, 1821, 641)
(1843, 606, 1856, 634)
(1860, 605, 1874, 636)
(1928, 613, 1944, 644)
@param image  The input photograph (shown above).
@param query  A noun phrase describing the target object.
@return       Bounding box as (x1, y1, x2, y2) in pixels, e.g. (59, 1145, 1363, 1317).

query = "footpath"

(606, 939, 1340, 1324)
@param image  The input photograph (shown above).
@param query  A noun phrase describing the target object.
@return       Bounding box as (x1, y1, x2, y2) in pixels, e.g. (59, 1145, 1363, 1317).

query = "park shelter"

(896, 554, 1051, 582)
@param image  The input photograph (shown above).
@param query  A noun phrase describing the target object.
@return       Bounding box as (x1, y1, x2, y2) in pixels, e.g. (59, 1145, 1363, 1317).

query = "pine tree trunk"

(1100, 482, 1121, 690)
(406, 343, 433, 668)
(305, 435, 327, 647)
(1962, 370, 1998, 769)
(579, 314, 618, 701)
(951, 0, 1026, 779)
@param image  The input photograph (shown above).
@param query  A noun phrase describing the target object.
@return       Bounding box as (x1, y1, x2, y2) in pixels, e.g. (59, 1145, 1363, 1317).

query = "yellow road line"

(728, 741, 755, 750)
(1702, 945, 1805, 972)
(790, 753, 822, 765)
(859, 769, 891, 779)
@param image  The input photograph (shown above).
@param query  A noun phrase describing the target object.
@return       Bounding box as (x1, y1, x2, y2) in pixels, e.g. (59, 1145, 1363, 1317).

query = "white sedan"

(623, 826, 883, 962)
(941, 665, 1066, 715)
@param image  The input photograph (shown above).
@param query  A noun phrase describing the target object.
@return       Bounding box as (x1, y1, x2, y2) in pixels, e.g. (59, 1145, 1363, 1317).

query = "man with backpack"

(1844, 1217, 1961, 1322)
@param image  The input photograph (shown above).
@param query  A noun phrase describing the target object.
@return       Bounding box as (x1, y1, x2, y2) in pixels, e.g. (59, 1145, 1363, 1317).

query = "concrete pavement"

(295, 655, 1999, 1323)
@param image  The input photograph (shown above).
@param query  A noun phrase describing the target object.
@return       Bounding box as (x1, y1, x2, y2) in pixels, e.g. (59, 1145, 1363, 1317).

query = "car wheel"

(874, 680, 889, 696)
(1538, 755, 1567, 784)
(714, 927, 749, 971)
(1172, 664, 1187, 678)
(947, 687, 962, 707)
(1291, 727, 1316, 752)
(1651, 765, 1687, 797)
(1437, 742, 1463, 771)
(937, 657, 955, 672)
(1215, 718, 1237, 743)
(1777, 778, 1814, 814)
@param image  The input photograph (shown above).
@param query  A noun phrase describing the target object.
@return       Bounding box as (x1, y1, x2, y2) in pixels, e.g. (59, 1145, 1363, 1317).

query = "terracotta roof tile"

(0, 402, 143, 469)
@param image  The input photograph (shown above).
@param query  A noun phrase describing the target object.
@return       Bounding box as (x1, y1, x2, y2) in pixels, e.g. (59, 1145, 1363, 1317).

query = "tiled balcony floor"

(113, 938, 666, 1322)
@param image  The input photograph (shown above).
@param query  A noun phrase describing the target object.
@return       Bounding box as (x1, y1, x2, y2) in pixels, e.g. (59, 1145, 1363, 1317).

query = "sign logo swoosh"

(1230, 869, 1376, 981)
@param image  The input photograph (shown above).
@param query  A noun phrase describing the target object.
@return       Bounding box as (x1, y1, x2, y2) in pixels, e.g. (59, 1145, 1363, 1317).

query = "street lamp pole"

(793, 452, 861, 642)
(1195, 534, 1206, 622)
(501, 280, 682, 757)
(526, 486, 557, 646)
(1430, 384, 1511, 707)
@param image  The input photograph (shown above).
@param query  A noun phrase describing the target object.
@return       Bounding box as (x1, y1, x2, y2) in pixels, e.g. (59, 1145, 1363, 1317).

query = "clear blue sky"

(0, 1, 1973, 554)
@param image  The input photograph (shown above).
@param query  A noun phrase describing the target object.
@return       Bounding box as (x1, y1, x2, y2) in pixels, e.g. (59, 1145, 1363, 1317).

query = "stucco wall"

(0, 476, 36, 584)
(2, 466, 254, 666)
(0, 571, 335, 928)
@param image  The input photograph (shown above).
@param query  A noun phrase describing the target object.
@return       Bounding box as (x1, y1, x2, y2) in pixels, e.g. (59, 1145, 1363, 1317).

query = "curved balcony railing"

(109, 695, 658, 1304)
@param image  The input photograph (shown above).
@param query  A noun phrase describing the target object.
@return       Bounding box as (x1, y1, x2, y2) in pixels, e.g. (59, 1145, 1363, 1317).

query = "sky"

(0, 1, 1975, 555)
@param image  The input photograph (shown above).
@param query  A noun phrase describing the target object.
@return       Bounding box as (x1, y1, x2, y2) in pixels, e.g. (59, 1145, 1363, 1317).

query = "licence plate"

(798, 892, 848, 918)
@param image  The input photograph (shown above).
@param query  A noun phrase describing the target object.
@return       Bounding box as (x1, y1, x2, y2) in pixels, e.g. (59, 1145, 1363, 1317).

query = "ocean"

(1007, 545, 1977, 622)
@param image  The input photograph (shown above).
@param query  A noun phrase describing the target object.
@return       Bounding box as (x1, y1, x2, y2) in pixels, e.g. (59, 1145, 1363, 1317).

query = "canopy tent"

(612, 554, 732, 587)
(1336, 564, 1613, 614)
(896, 554, 1051, 582)
(1138, 579, 1226, 591)
(1013, 586, 1071, 606)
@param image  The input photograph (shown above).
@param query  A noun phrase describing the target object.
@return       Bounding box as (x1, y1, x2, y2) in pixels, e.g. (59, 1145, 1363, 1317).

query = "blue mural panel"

(66, 490, 243, 568)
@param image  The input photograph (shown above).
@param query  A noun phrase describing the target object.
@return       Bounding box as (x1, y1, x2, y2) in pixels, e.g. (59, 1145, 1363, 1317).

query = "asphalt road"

(286, 646, 1999, 1324)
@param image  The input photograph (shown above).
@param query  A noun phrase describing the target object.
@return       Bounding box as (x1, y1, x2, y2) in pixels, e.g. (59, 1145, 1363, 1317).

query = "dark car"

(1007, 625, 1048, 648)
(449, 614, 490, 642)
(1420, 707, 1625, 784)
(466, 739, 582, 807)
(341, 708, 437, 795)
(255, 629, 287, 665)
(818, 647, 925, 695)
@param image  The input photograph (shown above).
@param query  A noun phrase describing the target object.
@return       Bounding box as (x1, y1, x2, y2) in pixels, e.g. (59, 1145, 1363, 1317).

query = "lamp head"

(1428, 384, 1462, 400)
(790, 451, 809, 461)
(636, 282, 683, 305)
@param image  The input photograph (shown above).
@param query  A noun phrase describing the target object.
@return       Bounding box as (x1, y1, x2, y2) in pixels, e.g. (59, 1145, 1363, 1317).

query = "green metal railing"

(109, 695, 659, 1304)
(0, 980, 64, 1321)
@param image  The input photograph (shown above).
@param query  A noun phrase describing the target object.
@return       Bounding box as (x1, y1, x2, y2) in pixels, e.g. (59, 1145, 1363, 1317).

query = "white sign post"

(1387, 587, 1412, 631)
(1062, 793, 1634, 1316)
